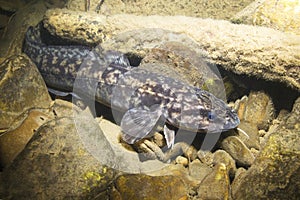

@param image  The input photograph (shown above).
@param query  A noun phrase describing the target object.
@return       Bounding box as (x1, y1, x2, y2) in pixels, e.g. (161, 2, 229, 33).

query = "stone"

(221, 136, 255, 167)
(236, 121, 260, 150)
(152, 132, 165, 147)
(232, 97, 300, 199)
(98, 118, 168, 173)
(175, 156, 189, 167)
(233, 0, 300, 35)
(197, 163, 230, 200)
(213, 150, 237, 178)
(230, 167, 247, 196)
(238, 91, 275, 130)
(148, 164, 199, 188)
(234, 91, 276, 150)
(140, 42, 223, 96)
(111, 174, 188, 200)
(231, 0, 265, 24)
(0, 108, 55, 168)
(0, 55, 52, 129)
(0, 0, 49, 62)
(68, 0, 253, 20)
(188, 159, 213, 181)
(1, 110, 116, 199)
(44, 9, 300, 90)
(197, 150, 214, 166)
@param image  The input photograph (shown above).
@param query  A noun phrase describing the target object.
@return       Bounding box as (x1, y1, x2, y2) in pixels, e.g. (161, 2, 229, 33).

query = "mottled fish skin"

(23, 24, 240, 147)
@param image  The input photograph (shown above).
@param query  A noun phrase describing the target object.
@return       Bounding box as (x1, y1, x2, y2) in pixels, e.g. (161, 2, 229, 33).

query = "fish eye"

(208, 111, 215, 121)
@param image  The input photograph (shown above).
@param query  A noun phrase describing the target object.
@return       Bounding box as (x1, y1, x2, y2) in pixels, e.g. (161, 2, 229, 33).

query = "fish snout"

(223, 108, 240, 130)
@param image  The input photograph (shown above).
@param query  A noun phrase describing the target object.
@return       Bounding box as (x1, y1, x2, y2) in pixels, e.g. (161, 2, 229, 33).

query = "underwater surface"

(0, 0, 299, 199)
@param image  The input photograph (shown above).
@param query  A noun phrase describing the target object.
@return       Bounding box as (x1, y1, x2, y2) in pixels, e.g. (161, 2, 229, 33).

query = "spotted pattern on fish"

(23, 24, 240, 147)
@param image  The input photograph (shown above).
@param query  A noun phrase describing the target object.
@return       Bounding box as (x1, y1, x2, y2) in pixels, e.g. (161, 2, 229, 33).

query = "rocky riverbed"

(0, 0, 299, 199)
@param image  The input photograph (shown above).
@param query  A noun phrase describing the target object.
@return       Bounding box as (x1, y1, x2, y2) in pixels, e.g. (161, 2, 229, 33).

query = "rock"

(0, 108, 55, 168)
(0, 54, 53, 168)
(152, 132, 165, 147)
(197, 150, 214, 166)
(183, 145, 198, 162)
(68, 0, 253, 20)
(232, 97, 300, 199)
(148, 164, 199, 188)
(44, 9, 300, 90)
(197, 163, 230, 200)
(237, 91, 275, 130)
(234, 91, 275, 149)
(0, 55, 52, 130)
(138, 141, 198, 163)
(233, 0, 300, 35)
(175, 156, 189, 167)
(230, 167, 247, 196)
(98, 118, 168, 173)
(188, 159, 213, 181)
(0, 1, 47, 62)
(231, 0, 265, 24)
(140, 42, 222, 91)
(213, 150, 237, 178)
(1, 107, 116, 199)
(0, 172, 3, 197)
(236, 122, 260, 150)
(139, 42, 229, 99)
(110, 174, 188, 200)
(221, 136, 255, 167)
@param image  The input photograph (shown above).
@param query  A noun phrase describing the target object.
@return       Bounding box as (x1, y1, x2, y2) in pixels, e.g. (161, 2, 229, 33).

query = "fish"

(22, 24, 240, 148)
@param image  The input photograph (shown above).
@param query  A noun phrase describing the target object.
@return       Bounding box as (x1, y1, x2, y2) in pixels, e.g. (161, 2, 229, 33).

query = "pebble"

(213, 150, 237, 178)
(221, 136, 255, 168)
(197, 163, 230, 200)
(197, 150, 214, 166)
(188, 159, 213, 181)
(111, 174, 188, 200)
(175, 156, 189, 167)
(232, 97, 300, 199)
(236, 91, 275, 130)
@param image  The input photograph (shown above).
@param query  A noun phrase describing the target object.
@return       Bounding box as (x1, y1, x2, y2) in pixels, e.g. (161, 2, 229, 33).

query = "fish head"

(193, 88, 240, 133)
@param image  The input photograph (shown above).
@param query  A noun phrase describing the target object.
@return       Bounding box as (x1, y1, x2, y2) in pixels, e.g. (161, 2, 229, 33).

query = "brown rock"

(238, 91, 275, 130)
(0, 1, 47, 62)
(197, 150, 214, 165)
(221, 136, 255, 167)
(213, 150, 237, 178)
(188, 159, 213, 181)
(197, 163, 230, 200)
(237, 121, 260, 150)
(232, 97, 300, 199)
(44, 9, 300, 90)
(2, 107, 116, 199)
(233, 0, 300, 35)
(111, 174, 188, 200)
(175, 156, 189, 167)
(230, 167, 247, 196)
(0, 55, 52, 129)
(0, 109, 54, 168)
(68, 0, 252, 20)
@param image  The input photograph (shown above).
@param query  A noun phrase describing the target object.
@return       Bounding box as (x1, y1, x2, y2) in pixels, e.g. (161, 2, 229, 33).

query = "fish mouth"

(222, 111, 240, 131)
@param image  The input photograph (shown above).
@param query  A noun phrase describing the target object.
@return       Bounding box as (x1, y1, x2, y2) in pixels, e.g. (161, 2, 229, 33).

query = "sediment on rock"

(43, 8, 300, 91)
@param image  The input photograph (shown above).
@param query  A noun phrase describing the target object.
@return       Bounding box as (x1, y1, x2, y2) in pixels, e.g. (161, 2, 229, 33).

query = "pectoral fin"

(47, 88, 81, 99)
(121, 107, 162, 144)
